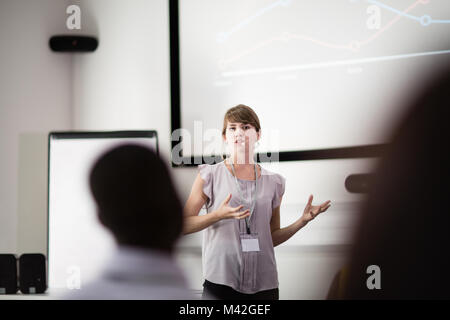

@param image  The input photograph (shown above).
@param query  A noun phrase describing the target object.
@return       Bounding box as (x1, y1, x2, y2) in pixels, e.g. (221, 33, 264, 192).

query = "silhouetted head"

(345, 67, 450, 299)
(89, 144, 183, 253)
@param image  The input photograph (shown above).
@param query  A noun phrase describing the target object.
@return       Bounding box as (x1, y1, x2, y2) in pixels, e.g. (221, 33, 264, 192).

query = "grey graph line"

(221, 49, 450, 77)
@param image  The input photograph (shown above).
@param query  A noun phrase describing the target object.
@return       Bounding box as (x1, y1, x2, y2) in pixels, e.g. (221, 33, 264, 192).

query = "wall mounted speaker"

(0, 254, 18, 294)
(345, 173, 374, 193)
(19, 254, 47, 294)
(49, 35, 98, 52)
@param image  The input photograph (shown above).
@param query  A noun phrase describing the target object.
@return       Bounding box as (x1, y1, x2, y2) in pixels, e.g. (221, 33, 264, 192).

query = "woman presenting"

(183, 104, 331, 300)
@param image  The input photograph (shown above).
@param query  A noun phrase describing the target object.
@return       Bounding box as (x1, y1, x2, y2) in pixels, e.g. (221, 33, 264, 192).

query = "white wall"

(0, 0, 72, 253)
(73, 0, 172, 161)
(16, 133, 49, 255)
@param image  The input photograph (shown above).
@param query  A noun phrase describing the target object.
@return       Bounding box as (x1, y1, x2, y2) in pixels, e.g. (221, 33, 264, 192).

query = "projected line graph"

(221, 49, 450, 77)
(219, 0, 422, 68)
(368, 0, 450, 25)
(217, 0, 450, 44)
(218, 0, 450, 70)
(178, 0, 450, 162)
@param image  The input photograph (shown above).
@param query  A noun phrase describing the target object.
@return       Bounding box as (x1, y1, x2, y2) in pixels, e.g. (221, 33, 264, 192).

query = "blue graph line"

(217, 0, 450, 44)
(217, 0, 291, 43)
(368, 0, 420, 21)
(430, 19, 450, 24)
(368, 0, 450, 26)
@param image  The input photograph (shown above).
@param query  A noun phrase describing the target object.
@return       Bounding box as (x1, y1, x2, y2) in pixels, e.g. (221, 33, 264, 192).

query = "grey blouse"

(198, 161, 286, 294)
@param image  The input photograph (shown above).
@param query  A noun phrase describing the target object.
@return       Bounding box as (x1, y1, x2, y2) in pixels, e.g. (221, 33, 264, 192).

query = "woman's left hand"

(301, 195, 331, 223)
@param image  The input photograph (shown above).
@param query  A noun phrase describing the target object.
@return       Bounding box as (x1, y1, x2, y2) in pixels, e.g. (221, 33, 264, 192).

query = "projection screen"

(176, 0, 450, 160)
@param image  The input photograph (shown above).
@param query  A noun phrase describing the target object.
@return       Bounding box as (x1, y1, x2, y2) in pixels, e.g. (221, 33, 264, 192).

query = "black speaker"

(19, 254, 47, 294)
(0, 254, 18, 294)
(345, 173, 374, 193)
(49, 35, 98, 52)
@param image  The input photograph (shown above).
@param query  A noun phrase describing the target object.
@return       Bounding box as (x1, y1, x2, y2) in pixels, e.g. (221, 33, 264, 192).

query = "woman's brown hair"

(222, 104, 261, 137)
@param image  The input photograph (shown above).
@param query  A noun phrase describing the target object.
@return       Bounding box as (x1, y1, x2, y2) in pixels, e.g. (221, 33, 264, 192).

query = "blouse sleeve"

(272, 174, 286, 209)
(198, 164, 213, 208)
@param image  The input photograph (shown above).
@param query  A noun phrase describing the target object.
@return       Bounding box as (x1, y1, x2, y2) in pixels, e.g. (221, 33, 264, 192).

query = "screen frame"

(46, 130, 158, 287)
(168, 0, 387, 167)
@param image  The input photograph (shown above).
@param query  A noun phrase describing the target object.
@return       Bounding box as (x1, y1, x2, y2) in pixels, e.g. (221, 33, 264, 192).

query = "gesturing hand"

(302, 195, 331, 223)
(215, 193, 250, 221)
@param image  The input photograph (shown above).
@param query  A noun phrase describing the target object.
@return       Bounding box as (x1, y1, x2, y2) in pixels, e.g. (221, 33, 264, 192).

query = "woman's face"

(224, 121, 260, 159)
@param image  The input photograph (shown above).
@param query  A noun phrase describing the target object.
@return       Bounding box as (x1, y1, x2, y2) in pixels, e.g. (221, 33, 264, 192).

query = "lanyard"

(229, 161, 258, 234)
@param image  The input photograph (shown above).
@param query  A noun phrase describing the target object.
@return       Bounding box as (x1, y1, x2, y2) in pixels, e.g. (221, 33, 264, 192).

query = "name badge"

(240, 234, 260, 252)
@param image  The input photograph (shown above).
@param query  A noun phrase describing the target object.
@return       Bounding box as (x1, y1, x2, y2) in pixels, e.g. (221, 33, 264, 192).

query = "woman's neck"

(225, 156, 260, 180)
(227, 154, 255, 166)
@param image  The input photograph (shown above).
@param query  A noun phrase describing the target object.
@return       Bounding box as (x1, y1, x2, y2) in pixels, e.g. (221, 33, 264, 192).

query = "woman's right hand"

(214, 193, 250, 221)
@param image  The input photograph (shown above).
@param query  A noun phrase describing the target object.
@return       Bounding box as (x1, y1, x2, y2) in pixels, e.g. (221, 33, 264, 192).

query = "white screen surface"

(48, 134, 158, 289)
(179, 0, 450, 156)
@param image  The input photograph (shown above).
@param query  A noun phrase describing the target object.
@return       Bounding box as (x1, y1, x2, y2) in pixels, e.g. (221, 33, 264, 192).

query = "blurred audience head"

(89, 144, 183, 253)
(345, 66, 450, 299)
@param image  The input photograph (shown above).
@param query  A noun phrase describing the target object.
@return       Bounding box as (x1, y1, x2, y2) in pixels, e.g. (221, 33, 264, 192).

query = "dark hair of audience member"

(345, 67, 450, 299)
(89, 144, 183, 253)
